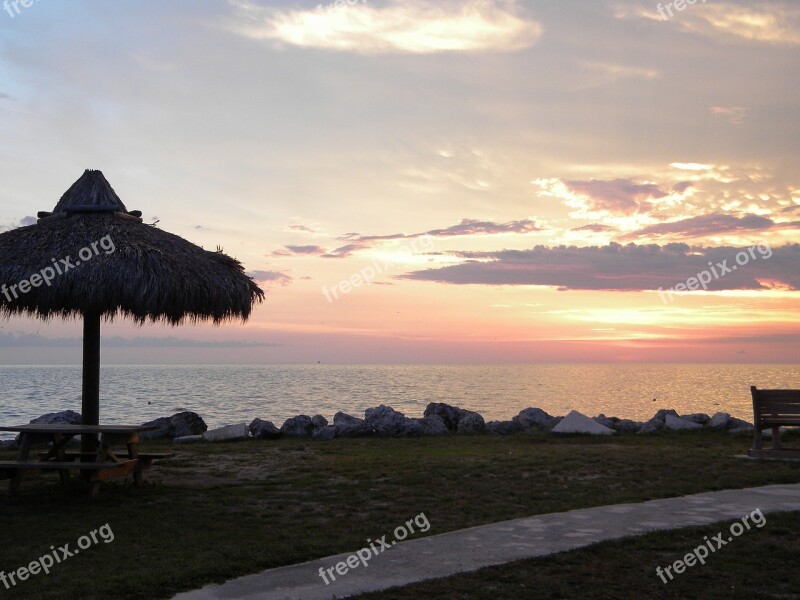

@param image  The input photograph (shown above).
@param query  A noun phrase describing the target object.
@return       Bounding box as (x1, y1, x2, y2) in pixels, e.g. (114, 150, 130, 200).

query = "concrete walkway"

(173, 483, 800, 600)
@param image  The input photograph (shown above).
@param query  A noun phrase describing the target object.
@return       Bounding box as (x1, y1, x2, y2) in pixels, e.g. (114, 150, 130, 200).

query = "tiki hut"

(0, 170, 264, 448)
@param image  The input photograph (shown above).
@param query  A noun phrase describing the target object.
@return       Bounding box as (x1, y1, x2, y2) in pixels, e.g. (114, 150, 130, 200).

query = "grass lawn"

(0, 430, 798, 599)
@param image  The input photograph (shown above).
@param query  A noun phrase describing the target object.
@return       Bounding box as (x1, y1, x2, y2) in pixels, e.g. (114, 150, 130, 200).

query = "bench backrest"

(751, 386, 800, 426)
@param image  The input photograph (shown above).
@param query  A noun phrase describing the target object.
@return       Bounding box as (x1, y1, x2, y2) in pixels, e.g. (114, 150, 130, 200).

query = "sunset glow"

(1, 0, 798, 363)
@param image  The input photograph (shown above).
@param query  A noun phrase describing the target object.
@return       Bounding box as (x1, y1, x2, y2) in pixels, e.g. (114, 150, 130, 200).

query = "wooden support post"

(81, 312, 101, 458)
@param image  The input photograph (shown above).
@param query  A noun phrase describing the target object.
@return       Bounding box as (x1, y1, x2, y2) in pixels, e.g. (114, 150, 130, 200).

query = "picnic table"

(0, 424, 171, 496)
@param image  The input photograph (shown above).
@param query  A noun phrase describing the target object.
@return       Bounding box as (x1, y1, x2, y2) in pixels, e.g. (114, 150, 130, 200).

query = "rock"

(727, 415, 755, 434)
(760, 427, 788, 439)
(333, 412, 371, 437)
(682, 413, 711, 425)
(613, 419, 642, 434)
(29, 410, 82, 425)
(592, 414, 642, 434)
(281, 415, 314, 437)
(364, 405, 419, 437)
(249, 418, 282, 440)
(639, 409, 680, 433)
(592, 414, 616, 429)
(171, 412, 208, 438)
(20, 410, 84, 445)
(364, 404, 407, 435)
(312, 426, 336, 441)
(486, 420, 524, 435)
(726, 417, 753, 431)
(401, 420, 423, 437)
(664, 414, 703, 430)
(424, 403, 482, 432)
(708, 412, 731, 430)
(638, 421, 662, 434)
(415, 415, 449, 436)
(202, 423, 250, 442)
(173, 435, 204, 444)
(552, 410, 616, 435)
(140, 416, 172, 438)
(457, 413, 486, 434)
(311, 415, 328, 429)
(513, 407, 561, 431)
(141, 411, 207, 439)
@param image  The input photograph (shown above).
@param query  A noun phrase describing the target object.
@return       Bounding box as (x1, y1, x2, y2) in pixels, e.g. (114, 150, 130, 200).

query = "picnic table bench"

(0, 424, 173, 496)
(748, 386, 800, 459)
(35, 451, 173, 469)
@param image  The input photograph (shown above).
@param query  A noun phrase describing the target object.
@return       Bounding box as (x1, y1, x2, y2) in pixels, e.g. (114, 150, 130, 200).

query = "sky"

(0, 0, 799, 364)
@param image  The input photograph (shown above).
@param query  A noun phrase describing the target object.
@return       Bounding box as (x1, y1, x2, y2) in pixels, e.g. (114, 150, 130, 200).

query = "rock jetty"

(4, 405, 765, 448)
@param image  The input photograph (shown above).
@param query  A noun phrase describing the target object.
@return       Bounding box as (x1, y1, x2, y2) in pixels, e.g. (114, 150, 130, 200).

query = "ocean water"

(0, 364, 798, 439)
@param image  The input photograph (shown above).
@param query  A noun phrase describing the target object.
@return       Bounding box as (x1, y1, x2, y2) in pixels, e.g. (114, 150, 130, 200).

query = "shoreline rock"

(202, 423, 249, 443)
(553, 410, 616, 435)
(333, 412, 371, 438)
(249, 418, 281, 440)
(140, 411, 207, 439)
(13, 405, 764, 446)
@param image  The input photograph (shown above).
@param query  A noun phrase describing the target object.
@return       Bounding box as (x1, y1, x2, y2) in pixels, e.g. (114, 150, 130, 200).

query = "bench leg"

(772, 426, 782, 450)
(10, 434, 34, 495)
(753, 426, 763, 450)
(127, 440, 143, 486)
(53, 434, 71, 487)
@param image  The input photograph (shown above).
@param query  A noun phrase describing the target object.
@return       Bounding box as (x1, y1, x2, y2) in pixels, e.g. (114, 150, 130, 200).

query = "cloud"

(248, 269, 293, 286)
(400, 242, 800, 292)
(0, 216, 36, 232)
(284, 244, 327, 255)
(0, 332, 278, 348)
(610, 3, 661, 22)
(270, 245, 327, 257)
(582, 61, 659, 83)
(614, 2, 800, 46)
(289, 224, 316, 233)
(345, 217, 542, 242)
(620, 213, 800, 241)
(536, 178, 669, 217)
(227, 0, 542, 54)
(710, 106, 749, 124)
(685, 3, 800, 45)
(571, 223, 617, 233)
(321, 217, 541, 258)
(322, 243, 367, 259)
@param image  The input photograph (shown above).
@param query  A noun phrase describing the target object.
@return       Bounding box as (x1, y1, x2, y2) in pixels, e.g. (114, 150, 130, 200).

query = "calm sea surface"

(1, 364, 798, 439)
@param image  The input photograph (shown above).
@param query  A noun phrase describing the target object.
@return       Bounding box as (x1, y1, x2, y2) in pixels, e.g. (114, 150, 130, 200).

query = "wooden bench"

(749, 386, 800, 459)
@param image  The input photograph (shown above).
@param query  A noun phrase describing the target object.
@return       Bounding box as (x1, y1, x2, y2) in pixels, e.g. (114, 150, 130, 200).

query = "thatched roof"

(0, 170, 264, 324)
(48, 168, 129, 214)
